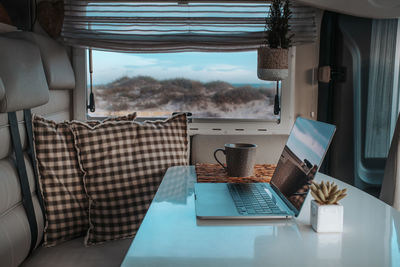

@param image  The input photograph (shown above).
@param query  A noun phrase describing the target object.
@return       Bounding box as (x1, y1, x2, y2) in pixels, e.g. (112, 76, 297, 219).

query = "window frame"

(187, 47, 296, 135)
(78, 47, 296, 135)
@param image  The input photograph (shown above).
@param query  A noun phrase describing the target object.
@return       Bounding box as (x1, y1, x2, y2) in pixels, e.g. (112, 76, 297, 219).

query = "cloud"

(92, 52, 159, 84)
(301, 119, 330, 147)
(144, 64, 255, 82)
(93, 63, 259, 85)
(207, 64, 242, 72)
(91, 50, 265, 85)
(290, 124, 325, 160)
(93, 51, 158, 67)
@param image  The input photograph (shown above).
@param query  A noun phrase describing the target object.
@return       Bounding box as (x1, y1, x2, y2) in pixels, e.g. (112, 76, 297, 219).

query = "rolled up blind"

(62, 0, 317, 52)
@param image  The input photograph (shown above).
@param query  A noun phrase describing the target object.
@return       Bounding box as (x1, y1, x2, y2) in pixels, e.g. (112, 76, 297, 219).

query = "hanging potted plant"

(257, 0, 292, 81)
(310, 181, 347, 233)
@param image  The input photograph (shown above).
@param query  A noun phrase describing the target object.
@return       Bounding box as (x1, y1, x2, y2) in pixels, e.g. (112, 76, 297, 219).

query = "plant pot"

(257, 47, 288, 81)
(310, 200, 343, 233)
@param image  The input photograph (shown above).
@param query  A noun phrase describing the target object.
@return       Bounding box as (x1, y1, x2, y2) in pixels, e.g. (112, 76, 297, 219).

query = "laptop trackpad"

(194, 183, 239, 218)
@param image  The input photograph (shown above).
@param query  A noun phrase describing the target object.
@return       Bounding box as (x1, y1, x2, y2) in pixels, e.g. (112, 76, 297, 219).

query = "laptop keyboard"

(227, 183, 285, 215)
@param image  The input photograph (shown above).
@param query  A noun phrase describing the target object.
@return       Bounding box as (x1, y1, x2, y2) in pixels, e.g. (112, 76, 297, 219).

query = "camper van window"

(86, 48, 296, 135)
(87, 50, 280, 119)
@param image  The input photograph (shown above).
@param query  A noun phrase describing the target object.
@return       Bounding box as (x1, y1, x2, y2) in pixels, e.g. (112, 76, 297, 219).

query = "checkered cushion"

(70, 114, 188, 245)
(32, 113, 136, 247)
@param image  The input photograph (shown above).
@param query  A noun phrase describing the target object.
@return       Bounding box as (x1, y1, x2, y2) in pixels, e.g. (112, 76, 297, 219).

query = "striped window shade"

(62, 0, 318, 52)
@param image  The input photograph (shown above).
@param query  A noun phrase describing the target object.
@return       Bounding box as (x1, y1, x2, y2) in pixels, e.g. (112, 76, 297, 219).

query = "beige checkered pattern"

(32, 113, 136, 246)
(71, 114, 188, 245)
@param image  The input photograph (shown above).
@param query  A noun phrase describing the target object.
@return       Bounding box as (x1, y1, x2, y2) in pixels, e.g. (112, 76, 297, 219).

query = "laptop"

(194, 117, 336, 219)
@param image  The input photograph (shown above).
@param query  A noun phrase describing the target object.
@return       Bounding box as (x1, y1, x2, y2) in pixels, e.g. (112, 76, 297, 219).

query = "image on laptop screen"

(271, 117, 336, 213)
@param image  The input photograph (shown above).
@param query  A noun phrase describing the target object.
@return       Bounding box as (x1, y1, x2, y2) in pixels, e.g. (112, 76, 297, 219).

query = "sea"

(232, 82, 276, 89)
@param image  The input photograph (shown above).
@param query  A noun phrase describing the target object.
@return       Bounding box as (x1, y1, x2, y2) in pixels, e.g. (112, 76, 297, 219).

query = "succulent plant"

(310, 181, 347, 205)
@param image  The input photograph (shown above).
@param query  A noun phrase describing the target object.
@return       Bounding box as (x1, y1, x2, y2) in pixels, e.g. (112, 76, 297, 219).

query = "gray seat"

(0, 33, 131, 267)
(380, 114, 400, 211)
(0, 35, 49, 267)
(3, 31, 75, 90)
(21, 237, 132, 267)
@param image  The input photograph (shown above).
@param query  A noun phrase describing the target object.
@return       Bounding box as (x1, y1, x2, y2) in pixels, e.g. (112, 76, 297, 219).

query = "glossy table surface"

(121, 166, 400, 267)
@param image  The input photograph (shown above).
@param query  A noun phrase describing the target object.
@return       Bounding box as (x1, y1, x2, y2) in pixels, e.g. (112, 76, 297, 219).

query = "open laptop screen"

(270, 117, 336, 213)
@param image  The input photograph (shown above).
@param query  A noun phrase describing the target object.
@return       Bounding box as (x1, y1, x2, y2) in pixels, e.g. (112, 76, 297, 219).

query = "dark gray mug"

(214, 143, 257, 177)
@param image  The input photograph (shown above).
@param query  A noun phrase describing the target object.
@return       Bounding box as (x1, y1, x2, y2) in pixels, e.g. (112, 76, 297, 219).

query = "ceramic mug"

(213, 143, 257, 177)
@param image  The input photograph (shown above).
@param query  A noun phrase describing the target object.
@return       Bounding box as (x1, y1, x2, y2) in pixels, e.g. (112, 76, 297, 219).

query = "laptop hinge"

(270, 183, 300, 217)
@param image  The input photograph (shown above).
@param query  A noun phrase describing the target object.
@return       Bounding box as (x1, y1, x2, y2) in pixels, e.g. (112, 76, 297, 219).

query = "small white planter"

(257, 68, 288, 81)
(310, 200, 343, 233)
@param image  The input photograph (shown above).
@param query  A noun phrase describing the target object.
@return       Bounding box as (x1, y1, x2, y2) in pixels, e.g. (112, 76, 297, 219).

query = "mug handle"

(213, 148, 227, 171)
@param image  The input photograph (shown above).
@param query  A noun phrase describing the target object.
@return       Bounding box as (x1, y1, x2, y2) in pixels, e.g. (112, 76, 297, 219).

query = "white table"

(121, 166, 400, 267)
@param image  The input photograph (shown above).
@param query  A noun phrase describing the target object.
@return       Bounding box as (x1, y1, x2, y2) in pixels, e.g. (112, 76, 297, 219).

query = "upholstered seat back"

(0, 33, 75, 267)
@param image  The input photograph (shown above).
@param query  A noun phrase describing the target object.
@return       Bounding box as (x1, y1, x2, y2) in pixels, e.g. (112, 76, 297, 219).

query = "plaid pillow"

(70, 114, 188, 245)
(32, 113, 136, 247)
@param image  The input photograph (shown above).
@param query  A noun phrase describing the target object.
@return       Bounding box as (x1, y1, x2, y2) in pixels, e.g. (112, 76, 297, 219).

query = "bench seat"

(0, 32, 134, 266)
(21, 237, 133, 267)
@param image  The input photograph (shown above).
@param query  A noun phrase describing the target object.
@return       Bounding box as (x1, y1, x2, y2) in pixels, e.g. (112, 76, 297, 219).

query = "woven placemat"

(195, 163, 276, 183)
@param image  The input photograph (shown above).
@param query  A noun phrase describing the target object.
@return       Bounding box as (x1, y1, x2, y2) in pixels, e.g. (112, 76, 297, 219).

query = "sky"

(90, 50, 273, 86)
(286, 118, 336, 167)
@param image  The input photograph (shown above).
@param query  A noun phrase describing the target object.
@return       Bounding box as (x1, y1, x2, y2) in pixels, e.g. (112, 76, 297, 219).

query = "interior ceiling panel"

(296, 0, 400, 18)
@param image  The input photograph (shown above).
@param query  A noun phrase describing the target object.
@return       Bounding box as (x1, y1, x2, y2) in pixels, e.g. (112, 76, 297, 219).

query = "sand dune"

(93, 76, 278, 120)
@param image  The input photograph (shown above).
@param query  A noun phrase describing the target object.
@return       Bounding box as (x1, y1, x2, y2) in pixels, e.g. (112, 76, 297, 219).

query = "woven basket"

(257, 47, 288, 81)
